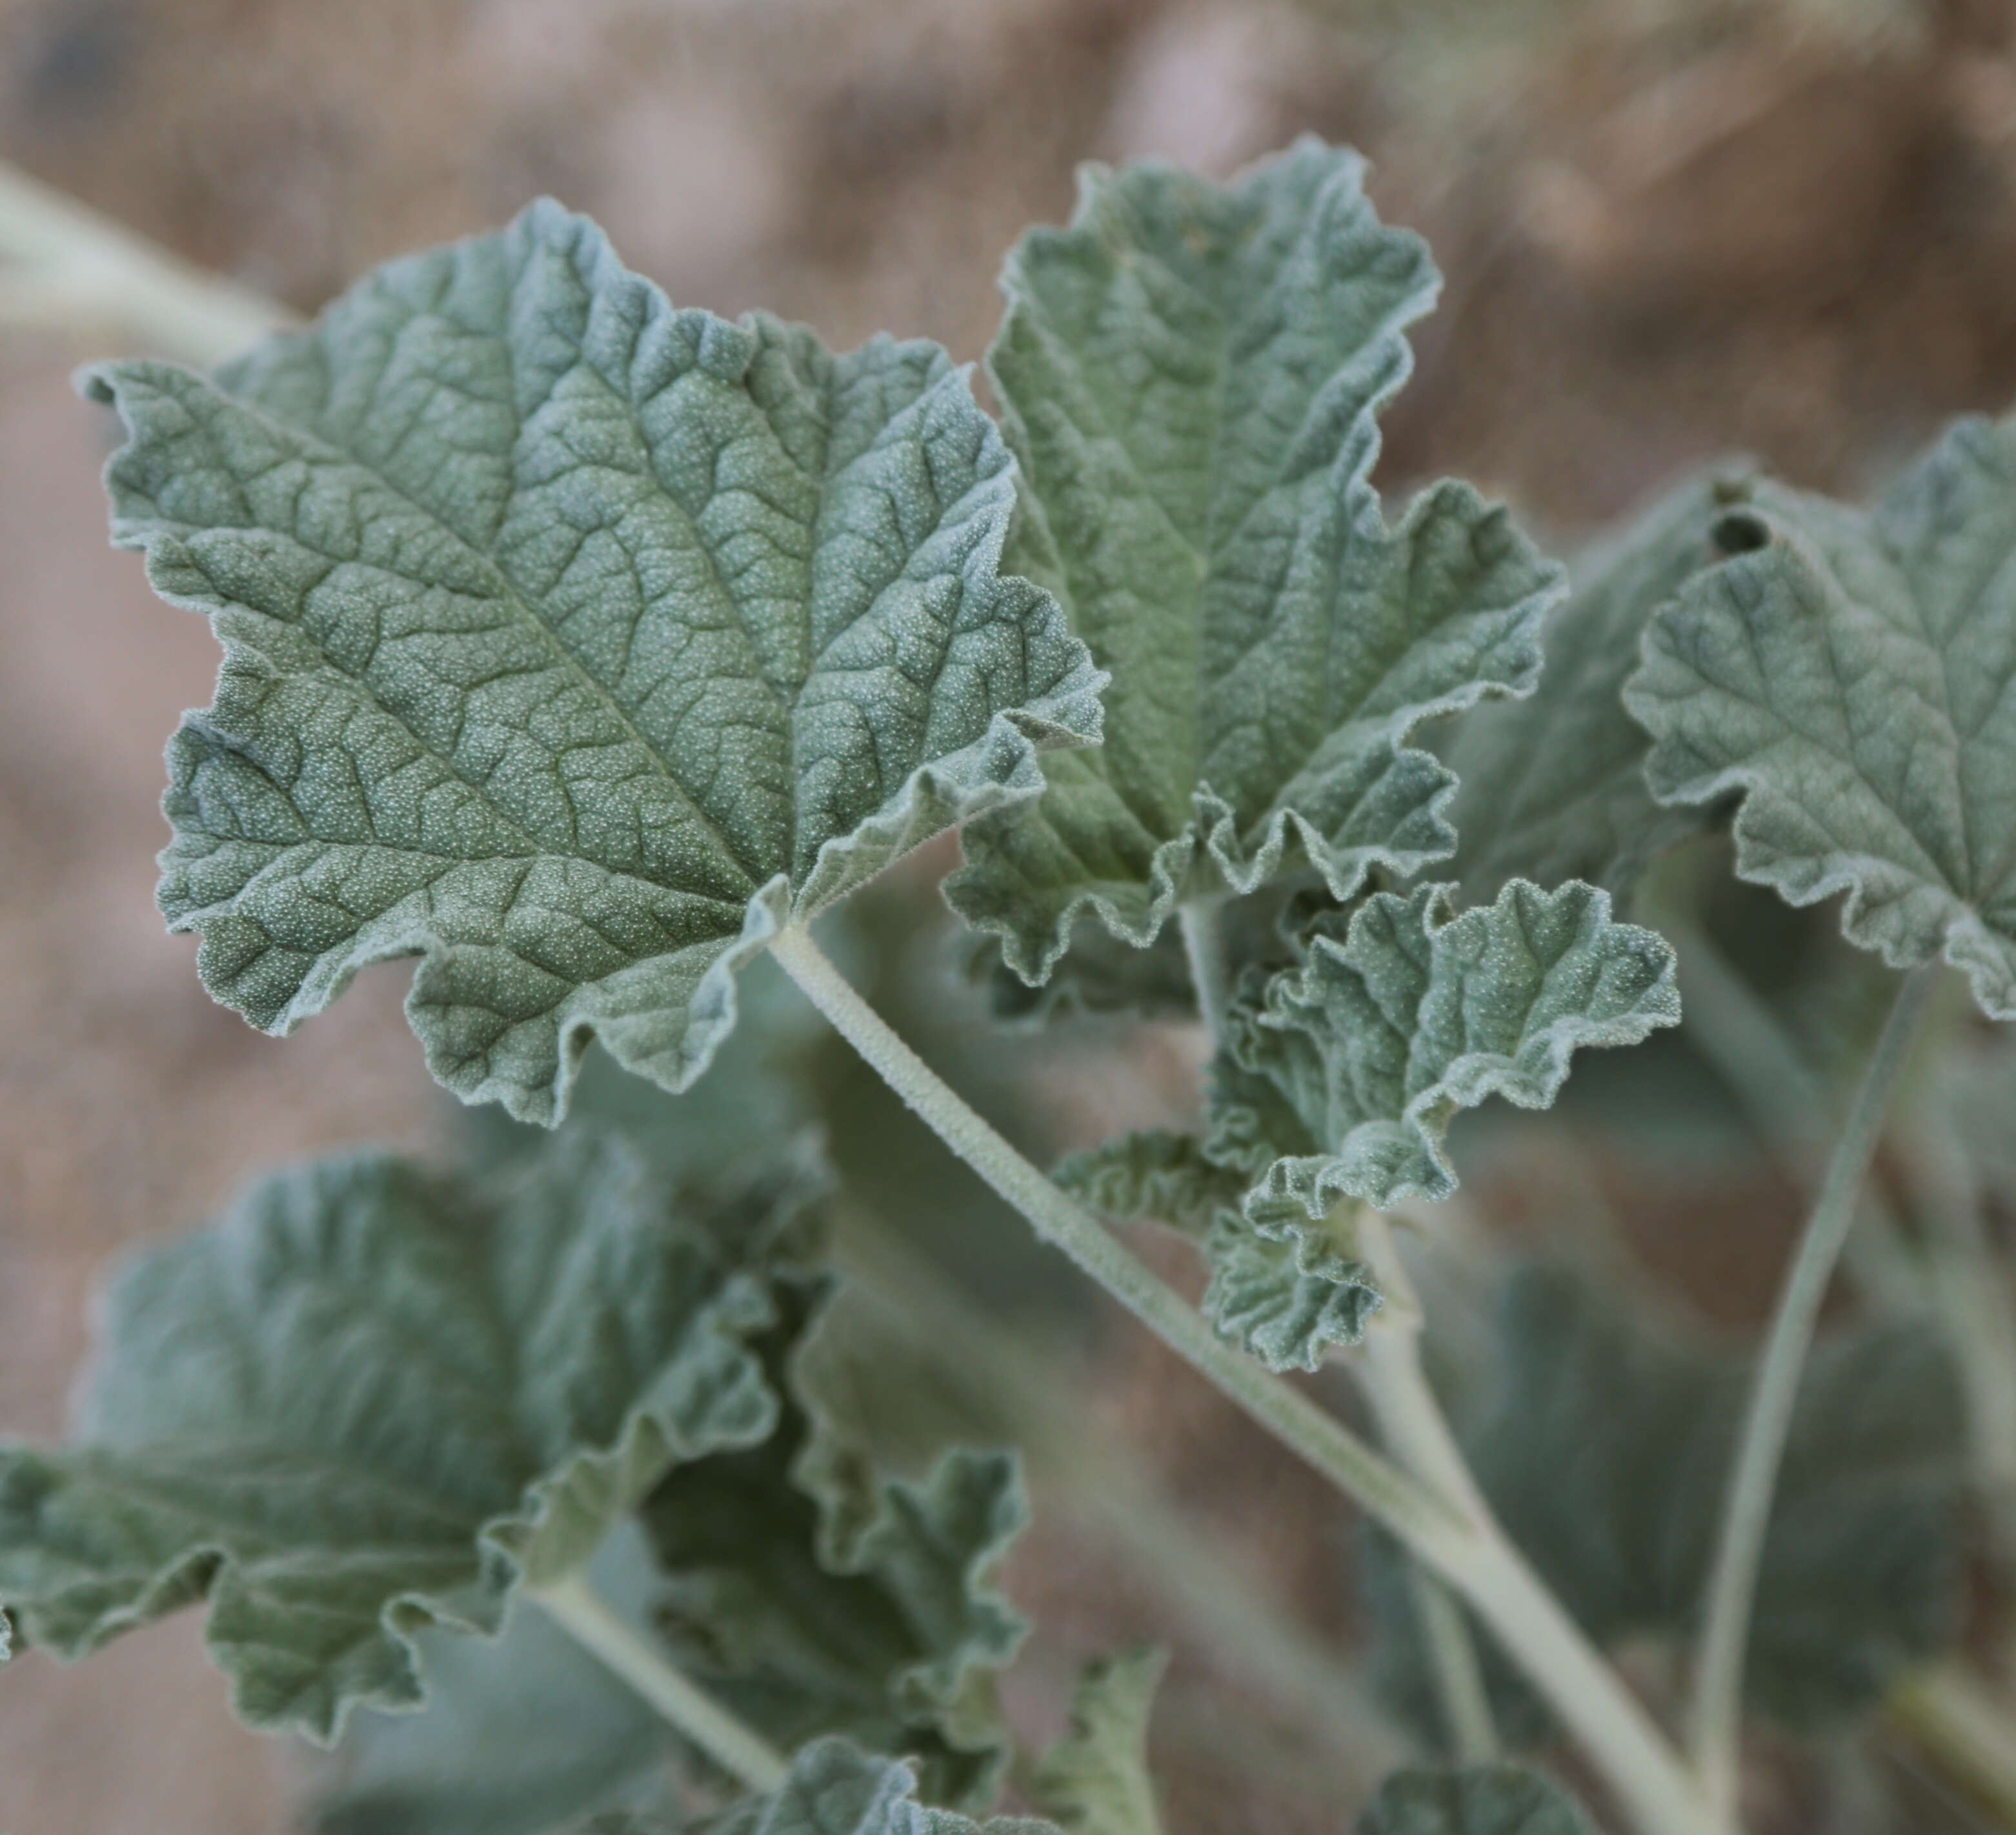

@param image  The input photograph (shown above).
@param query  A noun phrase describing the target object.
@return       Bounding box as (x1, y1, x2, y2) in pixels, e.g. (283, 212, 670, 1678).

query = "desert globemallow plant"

(3, 136, 2015, 1835)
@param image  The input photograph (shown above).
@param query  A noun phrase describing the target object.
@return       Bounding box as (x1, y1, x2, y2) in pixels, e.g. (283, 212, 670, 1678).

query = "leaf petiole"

(529, 1572, 790, 1796)
(1688, 960, 1941, 1829)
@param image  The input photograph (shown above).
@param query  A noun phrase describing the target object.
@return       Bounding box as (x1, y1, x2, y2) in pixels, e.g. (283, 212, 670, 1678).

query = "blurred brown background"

(1, 1, 2014, 1830)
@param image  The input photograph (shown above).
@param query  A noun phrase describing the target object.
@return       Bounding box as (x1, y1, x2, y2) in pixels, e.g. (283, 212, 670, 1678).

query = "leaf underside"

(1365, 1265, 1966, 1746)
(1194, 879, 1677, 1369)
(1444, 470, 1745, 904)
(1625, 412, 2016, 1018)
(1353, 1765, 1594, 1835)
(0, 1132, 823, 1743)
(89, 199, 1102, 1123)
(945, 138, 1558, 983)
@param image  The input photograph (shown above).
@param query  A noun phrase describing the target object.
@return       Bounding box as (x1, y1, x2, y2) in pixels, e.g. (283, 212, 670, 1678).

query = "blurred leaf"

(643, 1289, 1028, 1809)
(314, 1527, 672, 1835)
(946, 139, 1556, 985)
(1353, 1765, 1593, 1834)
(705, 1736, 1059, 1835)
(1625, 412, 2016, 1020)
(1366, 1266, 1968, 1745)
(1444, 472, 1742, 903)
(1051, 1130, 1242, 1239)
(0, 1132, 824, 1742)
(1030, 1649, 1167, 1835)
(88, 199, 1101, 1125)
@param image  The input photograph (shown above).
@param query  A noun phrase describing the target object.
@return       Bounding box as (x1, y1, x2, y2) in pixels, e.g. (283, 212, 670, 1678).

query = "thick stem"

(1178, 897, 1233, 1043)
(530, 1574, 789, 1794)
(771, 923, 1709, 1835)
(1688, 963, 1940, 1828)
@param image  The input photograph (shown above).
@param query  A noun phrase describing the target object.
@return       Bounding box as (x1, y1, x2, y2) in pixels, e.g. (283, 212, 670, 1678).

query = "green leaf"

(314, 1527, 671, 1835)
(87, 199, 1103, 1125)
(643, 1290, 1028, 1809)
(709, 1736, 1059, 1835)
(1353, 1765, 1594, 1835)
(1207, 879, 1681, 1218)
(945, 139, 1558, 984)
(1030, 1648, 1167, 1835)
(1365, 1266, 1966, 1743)
(1198, 1205, 1382, 1375)
(0, 1132, 825, 1742)
(1051, 1129, 1244, 1238)
(1624, 412, 2016, 1019)
(1444, 471, 1744, 903)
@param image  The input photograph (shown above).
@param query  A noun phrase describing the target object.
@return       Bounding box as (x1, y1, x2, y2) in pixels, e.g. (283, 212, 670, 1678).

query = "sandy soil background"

(1, 2, 2014, 1830)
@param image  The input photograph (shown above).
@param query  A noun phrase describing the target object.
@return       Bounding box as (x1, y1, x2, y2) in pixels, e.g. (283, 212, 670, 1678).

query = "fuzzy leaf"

(945, 140, 1557, 983)
(1353, 1766, 1593, 1835)
(643, 1292, 1027, 1808)
(87, 199, 1102, 1124)
(1051, 1130, 1244, 1238)
(1207, 879, 1681, 1218)
(1366, 1266, 1966, 1743)
(709, 1737, 1058, 1835)
(1198, 1206, 1382, 1374)
(1030, 1649, 1167, 1835)
(1444, 472, 1743, 902)
(1625, 414, 2016, 1018)
(0, 1133, 824, 1742)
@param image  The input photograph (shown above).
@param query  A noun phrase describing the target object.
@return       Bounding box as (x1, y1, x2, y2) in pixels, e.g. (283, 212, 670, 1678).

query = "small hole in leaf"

(1711, 512, 1771, 556)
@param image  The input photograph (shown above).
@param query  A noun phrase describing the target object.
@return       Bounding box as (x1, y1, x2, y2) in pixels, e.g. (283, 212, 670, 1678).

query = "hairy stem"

(1178, 897, 1233, 1042)
(1356, 1211, 1498, 1765)
(772, 922, 1709, 1835)
(0, 160, 291, 365)
(530, 1574, 789, 1795)
(1688, 962, 1940, 1828)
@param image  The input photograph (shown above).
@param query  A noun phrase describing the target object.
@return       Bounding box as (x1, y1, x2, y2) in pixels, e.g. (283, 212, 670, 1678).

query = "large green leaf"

(1444, 472, 1743, 903)
(87, 200, 1103, 1124)
(643, 1290, 1028, 1809)
(0, 1132, 824, 1742)
(1353, 1766, 1593, 1835)
(945, 140, 1558, 983)
(1029, 1649, 1167, 1835)
(1624, 412, 2016, 1019)
(1365, 1266, 1966, 1745)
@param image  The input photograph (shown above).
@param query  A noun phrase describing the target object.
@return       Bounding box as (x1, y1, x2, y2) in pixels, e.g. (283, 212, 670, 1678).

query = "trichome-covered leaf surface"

(1625, 412, 2016, 1018)
(1444, 472, 1740, 903)
(88, 199, 1102, 1123)
(644, 1292, 1027, 1808)
(1353, 1766, 1593, 1835)
(1029, 1649, 1167, 1835)
(0, 1132, 822, 1741)
(708, 1736, 1058, 1835)
(946, 139, 1558, 983)
(1366, 1266, 1966, 1745)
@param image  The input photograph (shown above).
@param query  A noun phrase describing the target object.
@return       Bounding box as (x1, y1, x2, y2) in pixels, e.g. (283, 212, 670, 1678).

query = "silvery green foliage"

(945, 140, 1559, 983)
(1444, 472, 1744, 903)
(707, 1737, 1059, 1835)
(315, 1529, 671, 1835)
(1625, 413, 2016, 1019)
(644, 1292, 1027, 1809)
(1366, 1267, 1966, 1745)
(88, 199, 1103, 1125)
(1051, 1128, 1244, 1238)
(1353, 1767, 1593, 1835)
(0, 1132, 823, 1742)
(1029, 1649, 1167, 1835)
(1194, 880, 1677, 1369)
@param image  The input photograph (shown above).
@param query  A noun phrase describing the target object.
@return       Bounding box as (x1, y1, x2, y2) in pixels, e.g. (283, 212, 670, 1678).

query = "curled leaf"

(89, 199, 1102, 1123)
(0, 1132, 823, 1742)
(947, 139, 1557, 984)
(1051, 1129, 1244, 1239)
(709, 1736, 1059, 1835)
(1626, 412, 2016, 1018)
